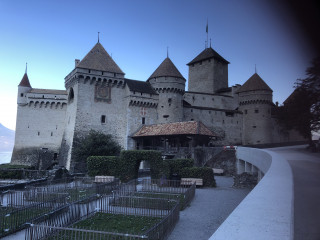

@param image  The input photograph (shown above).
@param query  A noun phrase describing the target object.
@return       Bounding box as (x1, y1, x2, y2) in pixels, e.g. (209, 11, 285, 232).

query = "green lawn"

(134, 192, 186, 210)
(73, 212, 161, 234)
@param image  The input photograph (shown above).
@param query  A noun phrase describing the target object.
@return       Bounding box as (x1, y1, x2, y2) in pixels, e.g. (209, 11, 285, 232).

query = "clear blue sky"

(0, 0, 314, 130)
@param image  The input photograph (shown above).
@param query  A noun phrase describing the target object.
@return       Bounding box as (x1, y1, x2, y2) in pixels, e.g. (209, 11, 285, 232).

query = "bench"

(212, 168, 224, 175)
(94, 176, 115, 183)
(181, 178, 203, 186)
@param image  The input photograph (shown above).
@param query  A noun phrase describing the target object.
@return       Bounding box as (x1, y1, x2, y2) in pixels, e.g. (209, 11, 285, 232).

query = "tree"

(278, 57, 320, 146)
(72, 130, 122, 165)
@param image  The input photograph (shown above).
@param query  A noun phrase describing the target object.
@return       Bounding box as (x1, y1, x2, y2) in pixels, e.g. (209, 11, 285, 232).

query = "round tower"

(17, 72, 32, 105)
(147, 57, 185, 124)
(237, 73, 273, 145)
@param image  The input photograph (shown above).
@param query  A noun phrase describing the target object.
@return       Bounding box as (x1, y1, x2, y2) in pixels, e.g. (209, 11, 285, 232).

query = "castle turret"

(61, 42, 127, 170)
(147, 57, 185, 123)
(237, 73, 273, 145)
(187, 47, 229, 94)
(17, 73, 31, 105)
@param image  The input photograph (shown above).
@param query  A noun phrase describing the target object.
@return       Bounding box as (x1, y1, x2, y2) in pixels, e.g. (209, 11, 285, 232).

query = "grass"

(134, 192, 186, 210)
(0, 206, 50, 235)
(111, 196, 177, 210)
(73, 212, 162, 234)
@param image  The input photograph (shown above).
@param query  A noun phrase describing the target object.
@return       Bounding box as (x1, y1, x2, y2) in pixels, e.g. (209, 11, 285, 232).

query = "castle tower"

(17, 73, 32, 105)
(61, 42, 126, 170)
(187, 47, 229, 94)
(237, 73, 273, 145)
(147, 57, 185, 124)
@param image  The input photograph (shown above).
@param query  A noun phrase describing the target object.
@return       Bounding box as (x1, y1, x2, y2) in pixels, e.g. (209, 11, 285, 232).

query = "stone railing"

(209, 147, 294, 240)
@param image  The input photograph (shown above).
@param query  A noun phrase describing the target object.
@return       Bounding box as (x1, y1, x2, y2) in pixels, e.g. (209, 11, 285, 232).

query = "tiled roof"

(77, 42, 124, 74)
(133, 121, 216, 137)
(237, 73, 272, 93)
(29, 89, 67, 95)
(125, 79, 158, 95)
(148, 57, 185, 80)
(187, 47, 229, 65)
(18, 73, 32, 87)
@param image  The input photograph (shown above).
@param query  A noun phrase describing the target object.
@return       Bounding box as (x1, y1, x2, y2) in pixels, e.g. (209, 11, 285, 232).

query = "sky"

(0, 0, 314, 131)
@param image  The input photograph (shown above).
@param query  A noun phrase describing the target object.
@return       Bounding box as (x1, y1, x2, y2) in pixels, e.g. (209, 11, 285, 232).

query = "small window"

(226, 112, 234, 117)
(20, 93, 24, 97)
(191, 118, 194, 121)
(142, 117, 145, 124)
(101, 115, 106, 124)
(114, 73, 116, 77)
(51, 132, 53, 136)
(191, 109, 193, 112)
(222, 120, 225, 124)
(168, 98, 172, 103)
(254, 109, 259, 113)
(244, 110, 248, 114)
(140, 92, 143, 96)
(253, 126, 257, 128)
(88, 70, 91, 73)
(38, 131, 40, 136)
(163, 115, 169, 118)
(53, 153, 58, 160)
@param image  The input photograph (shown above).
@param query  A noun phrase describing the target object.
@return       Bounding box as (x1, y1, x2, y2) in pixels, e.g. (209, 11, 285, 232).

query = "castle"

(11, 41, 304, 170)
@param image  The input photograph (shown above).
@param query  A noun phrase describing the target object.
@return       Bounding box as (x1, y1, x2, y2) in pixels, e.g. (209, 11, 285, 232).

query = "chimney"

(75, 59, 80, 67)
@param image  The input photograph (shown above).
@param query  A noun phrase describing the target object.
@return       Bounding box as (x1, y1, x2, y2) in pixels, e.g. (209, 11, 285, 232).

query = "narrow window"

(53, 153, 58, 160)
(51, 132, 53, 136)
(244, 110, 248, 114)
(101, 115, 106, 124)
(223, 120, 225, 124)
(20, 93, 24, 97)
(142, 117, 145, 124)
(253, 126, 257, 128)
(254, 109, 259, 113)
(38, 131, 40, 136)
(88, 70, 91, 73)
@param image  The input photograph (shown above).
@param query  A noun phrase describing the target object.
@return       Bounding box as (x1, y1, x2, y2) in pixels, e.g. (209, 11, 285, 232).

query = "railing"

(0, 193, 67, 238)
(26, 196, 181, 240)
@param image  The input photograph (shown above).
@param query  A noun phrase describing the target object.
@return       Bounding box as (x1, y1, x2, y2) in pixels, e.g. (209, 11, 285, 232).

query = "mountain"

(0, 123, 15, 152)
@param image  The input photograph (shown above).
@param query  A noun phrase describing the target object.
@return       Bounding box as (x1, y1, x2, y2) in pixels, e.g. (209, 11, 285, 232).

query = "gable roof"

(76, 42, 124, 74)
(237, 73, 273, 93)
(187, 47, 229, 65)
(18, 73, 32, 88)
(125, 79, 158, 95)
(133, 121, 216, 137)
(148, 57, 185, 80)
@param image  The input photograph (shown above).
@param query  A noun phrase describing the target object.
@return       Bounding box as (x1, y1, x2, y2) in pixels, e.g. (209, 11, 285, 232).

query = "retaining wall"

(209, 147, 294, 240)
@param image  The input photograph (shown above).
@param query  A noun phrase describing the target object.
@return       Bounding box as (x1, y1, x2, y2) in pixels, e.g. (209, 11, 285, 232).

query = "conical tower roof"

(148, 57, 185, 81)
(187, 47, 229, 65)
(18, 73, 32, 88)
(77, 42, 124, 74)
(237, 73, 272, 93)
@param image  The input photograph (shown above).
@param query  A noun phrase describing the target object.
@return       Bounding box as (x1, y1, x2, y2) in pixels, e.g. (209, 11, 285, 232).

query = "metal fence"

(0, 193, 67, 238)
(26, 196, 180, 240)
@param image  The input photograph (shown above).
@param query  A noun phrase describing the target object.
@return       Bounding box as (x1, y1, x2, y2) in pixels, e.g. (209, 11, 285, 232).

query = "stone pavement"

(167, 176, 251, 240)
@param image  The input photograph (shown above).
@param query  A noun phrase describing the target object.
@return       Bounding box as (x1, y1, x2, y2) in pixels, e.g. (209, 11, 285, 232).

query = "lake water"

(0, 152, 12, 164)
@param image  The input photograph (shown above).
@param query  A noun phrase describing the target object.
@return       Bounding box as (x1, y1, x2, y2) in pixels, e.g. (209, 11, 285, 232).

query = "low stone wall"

(209, 147, 294, 240)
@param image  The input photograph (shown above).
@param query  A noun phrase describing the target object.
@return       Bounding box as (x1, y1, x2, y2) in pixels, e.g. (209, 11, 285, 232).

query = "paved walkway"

(168, 176, 251, 240)
(268, 146, 320, 240)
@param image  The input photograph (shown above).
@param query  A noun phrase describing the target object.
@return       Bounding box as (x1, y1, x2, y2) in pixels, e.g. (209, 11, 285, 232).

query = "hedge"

(162, 159, 194, 179)
(180, 167, 216, 187)
(87, 156, 120, 177)
(87, 150, 162, 182)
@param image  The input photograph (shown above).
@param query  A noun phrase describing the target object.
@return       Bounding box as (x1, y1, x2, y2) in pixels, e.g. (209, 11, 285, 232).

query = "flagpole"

(206, 18, 208, 49)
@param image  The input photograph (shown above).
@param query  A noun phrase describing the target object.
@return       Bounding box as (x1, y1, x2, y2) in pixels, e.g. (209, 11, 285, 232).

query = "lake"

(0, 152, 12, 164)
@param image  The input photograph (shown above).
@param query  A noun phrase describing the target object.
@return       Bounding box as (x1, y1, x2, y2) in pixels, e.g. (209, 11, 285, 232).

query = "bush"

(73, 130, 121, 164)
(87, 156, 120, 177)
(180, 167, 216, 187)
(162, 159, 194, 179)
(0, 169, 23, 179)
(87, 150, 162, 182)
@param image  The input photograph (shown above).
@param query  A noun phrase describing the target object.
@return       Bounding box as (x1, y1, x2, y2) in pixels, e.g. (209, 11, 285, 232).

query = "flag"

(206, 19, 208, 33)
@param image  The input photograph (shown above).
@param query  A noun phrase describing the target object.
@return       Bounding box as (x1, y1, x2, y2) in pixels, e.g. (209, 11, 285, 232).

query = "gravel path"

(167, 176, 251, 240)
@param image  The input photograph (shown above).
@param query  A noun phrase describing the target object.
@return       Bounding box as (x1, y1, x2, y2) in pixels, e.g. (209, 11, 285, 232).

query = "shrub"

(73, 130, 121, 164)
(87, 150, 162, 182)
(180, 167, 216, 187)
(162, 159, 194, 179)
(87, 156, 120, 177)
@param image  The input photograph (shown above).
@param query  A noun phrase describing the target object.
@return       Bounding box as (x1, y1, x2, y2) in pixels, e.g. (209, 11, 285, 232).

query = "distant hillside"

(0, 123, 15, 152)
